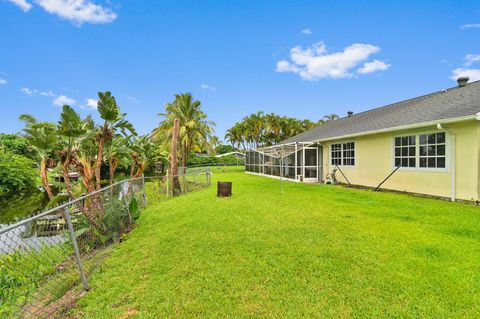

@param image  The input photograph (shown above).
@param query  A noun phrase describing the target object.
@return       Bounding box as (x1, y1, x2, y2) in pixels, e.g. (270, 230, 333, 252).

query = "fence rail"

(0, 168, 211, 318)
(179, 164, 245, 176)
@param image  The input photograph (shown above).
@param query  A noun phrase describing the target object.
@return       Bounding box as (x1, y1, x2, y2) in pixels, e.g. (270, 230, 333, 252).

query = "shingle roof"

(281, 80, 480, 144)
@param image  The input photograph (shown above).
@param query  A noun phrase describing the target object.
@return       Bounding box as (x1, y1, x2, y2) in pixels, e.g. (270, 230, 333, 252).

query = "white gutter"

(437, 123, 456, 201)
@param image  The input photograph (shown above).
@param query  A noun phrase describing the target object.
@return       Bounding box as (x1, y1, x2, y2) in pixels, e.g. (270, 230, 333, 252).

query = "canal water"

(0, 190, 50, 225)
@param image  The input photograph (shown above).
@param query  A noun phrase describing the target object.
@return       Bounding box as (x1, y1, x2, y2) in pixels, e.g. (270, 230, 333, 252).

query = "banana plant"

(105, 136, 131, 185)
(57, 105, 87, 199)
(19, 115, 57, 200)
(94, 92, 136, 190)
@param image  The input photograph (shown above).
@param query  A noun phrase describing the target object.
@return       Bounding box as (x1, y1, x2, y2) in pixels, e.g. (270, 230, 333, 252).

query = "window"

(331, 144, 342, 165)
(394, 135, 416, 168)
(419, 132, 446, 168)
(393, 132, 447, 170)
(342, 142, 355, 166)
(331, 142, 355, 166)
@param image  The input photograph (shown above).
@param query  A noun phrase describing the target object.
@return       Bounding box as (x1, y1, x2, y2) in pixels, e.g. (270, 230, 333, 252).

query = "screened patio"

(245, 142, 323, 182)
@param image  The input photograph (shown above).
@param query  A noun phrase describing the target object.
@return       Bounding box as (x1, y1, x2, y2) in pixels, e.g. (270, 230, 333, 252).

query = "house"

(245, 77, 480, 202)
(215, 151, 245, 159)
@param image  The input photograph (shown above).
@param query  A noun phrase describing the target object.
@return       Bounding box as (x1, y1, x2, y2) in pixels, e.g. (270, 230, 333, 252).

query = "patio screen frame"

(245, 142, 322, 182)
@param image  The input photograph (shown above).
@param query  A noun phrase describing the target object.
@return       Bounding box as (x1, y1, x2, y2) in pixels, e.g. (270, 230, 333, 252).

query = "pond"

(0, 190, 50, 225)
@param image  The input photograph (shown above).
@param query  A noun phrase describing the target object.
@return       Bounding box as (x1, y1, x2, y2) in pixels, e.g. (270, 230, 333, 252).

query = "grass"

(0, 243, 72, 317)
(73, 170, 480, 318)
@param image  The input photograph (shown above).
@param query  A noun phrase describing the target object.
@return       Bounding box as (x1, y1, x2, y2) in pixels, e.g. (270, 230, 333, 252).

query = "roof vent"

(457, 76, 469, 87)
(347, 111, 354, 117)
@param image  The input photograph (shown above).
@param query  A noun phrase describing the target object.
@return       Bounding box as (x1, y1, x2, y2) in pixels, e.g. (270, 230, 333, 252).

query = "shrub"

(0, 151, 38, 198)
(215, 144, 238, 155)
(186, 154, 244, 166)
(0, 134, 36, 160)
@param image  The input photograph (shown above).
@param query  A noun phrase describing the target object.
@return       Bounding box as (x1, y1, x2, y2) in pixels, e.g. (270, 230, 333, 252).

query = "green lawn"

(73, 170, 480, 318)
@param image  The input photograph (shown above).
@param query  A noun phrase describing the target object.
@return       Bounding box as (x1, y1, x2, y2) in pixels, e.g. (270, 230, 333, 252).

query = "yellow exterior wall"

(322, 121, 480, 201)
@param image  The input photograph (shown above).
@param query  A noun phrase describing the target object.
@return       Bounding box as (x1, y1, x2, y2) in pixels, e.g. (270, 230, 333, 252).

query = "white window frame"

(330, 141, 356, 167)
(393, 134, 417, 169)
(392, 131, 449, 173)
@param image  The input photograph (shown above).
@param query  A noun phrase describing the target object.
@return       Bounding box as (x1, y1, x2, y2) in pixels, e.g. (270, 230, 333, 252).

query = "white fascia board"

(313, 115, 476, 143)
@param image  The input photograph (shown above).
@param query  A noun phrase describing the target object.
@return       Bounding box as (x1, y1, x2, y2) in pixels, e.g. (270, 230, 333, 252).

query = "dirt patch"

(121, 307, 140, 318)
(22, 289, 85, 319)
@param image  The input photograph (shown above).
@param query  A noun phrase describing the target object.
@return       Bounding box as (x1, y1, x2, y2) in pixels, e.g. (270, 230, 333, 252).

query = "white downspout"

(437, 123, 456, 201)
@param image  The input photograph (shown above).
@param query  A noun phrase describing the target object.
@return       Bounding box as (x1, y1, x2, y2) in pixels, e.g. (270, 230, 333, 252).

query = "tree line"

(225, 112, 339, 149)
(1, 92, 335, 221)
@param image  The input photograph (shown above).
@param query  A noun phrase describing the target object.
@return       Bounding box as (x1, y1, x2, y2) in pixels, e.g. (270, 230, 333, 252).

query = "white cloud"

(53, 95, 76, 106)
(127, 96, 139, 104)
(461, 23, 480, 29)
(450, 53, 480, 82)
(8, 0, 117, 25)
(39, 90, 56, 96)
(20, 87, 39, 96)
(276, 60, 299, 73)
(20, 87, 57, 96)
(0, 78, 7, 85)
(357, 59, 391, 74)
(34, 0, 117, 25)
(465, 54, 480, 66)
(7, 0, 32, 12)
(276, 42, 388, 80)
(201, 84, 216, 91)
(80, 98, 97, 109)
(450, 68, 480, 82)
(300, 28, 312, 35)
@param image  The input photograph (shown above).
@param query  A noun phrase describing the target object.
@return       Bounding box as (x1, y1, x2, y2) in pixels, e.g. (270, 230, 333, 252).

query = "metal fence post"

(142, 174, 148, 206)
(207, 167, 211, 185)
(184, 174, 188, 193)
(64, 207, 89, 290)
(166, 171, 170, 198)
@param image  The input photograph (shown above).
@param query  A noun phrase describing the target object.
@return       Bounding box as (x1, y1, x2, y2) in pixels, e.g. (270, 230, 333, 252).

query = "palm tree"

(323, 114, 339, 122)
(169, 118, 182, 195)
(20, 115, 57, 200)
(95, 91, 136, 190)
(152, 93, 215, 168)
(209, 136, 220, 154)
(225, 123, 246, 150)
(226, 112, 338, 150)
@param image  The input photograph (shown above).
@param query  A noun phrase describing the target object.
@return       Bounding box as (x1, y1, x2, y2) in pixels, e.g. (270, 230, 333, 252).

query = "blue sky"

(1, 0, 479, 140)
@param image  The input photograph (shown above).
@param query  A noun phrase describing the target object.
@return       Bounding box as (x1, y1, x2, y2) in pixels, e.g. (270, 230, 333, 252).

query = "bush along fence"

(179, 163, 245, 175)
(0, 168, 211, 318)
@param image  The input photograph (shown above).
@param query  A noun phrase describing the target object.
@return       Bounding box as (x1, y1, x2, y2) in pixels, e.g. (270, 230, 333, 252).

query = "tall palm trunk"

(95, 125, 107, 191)
(135, 161, 146, 178)
(130, 162, 136, 179)
(109, 158, 118, 185)
(72, 157, 101, 228)
(40, 157, 55, 200)
(170, 118, 181, 195)
(75, 157, 95, 193)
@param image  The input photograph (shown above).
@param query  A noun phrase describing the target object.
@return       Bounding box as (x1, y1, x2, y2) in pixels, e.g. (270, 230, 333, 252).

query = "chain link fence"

(0, 168, 211, 318)
(179, 163, 245, 175)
